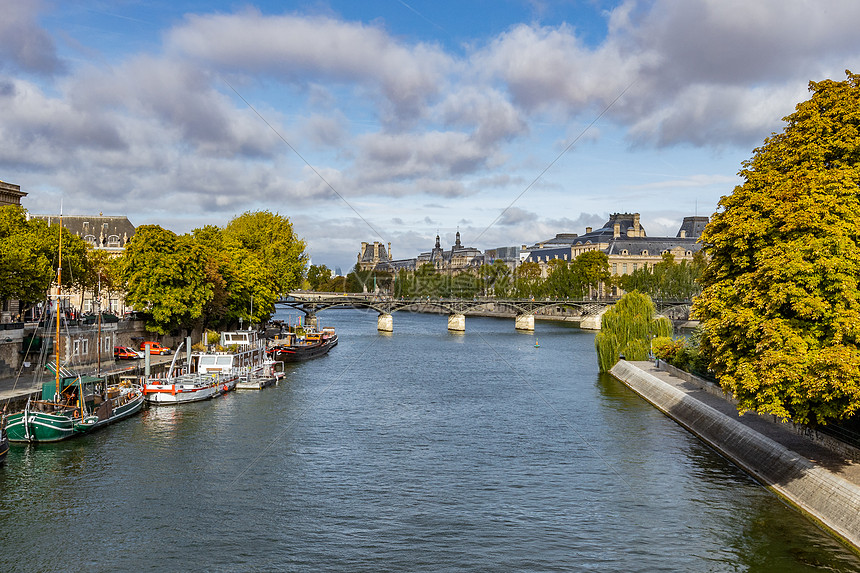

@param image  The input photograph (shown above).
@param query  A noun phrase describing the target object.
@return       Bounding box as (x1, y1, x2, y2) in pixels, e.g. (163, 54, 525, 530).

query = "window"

(622, 263, 628, 274)
(621, 249, 628, 255)
(81, 339, 89, 355)
(104, 335, 111, 353)
(641, 250, 648, 256)
(612, 263, 617, 274)
(632, 263, 638, 271)
(73, 339, 80, 356)
(108, 234, 121, 247)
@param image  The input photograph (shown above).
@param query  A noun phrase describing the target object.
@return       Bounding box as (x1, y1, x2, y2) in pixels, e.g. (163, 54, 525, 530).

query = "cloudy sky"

(1, 0, 857, 272)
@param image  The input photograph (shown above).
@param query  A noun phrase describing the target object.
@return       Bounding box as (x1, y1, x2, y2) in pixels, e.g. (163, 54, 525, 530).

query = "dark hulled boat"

(267, 327, 338, 363)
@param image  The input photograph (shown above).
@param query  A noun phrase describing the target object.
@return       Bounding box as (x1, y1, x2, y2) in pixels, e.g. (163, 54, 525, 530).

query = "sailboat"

(4, 211, 144, 443)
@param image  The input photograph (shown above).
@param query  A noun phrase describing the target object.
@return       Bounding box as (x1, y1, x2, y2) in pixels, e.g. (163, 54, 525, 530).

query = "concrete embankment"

(610, 360, 860, 551)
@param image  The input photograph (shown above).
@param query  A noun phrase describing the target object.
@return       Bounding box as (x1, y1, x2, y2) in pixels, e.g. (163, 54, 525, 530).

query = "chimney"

(633, 214, 641, 236)
(613, 223, 620, 239)
(585, 227, 592, 234)
(388, 242, 391, 259)
(680, 230, 686, 239)
(373, 242, 379, 259)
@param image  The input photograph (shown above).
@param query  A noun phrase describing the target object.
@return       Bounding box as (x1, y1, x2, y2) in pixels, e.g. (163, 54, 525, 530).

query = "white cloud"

(0, 0, 63, 75)
(166, 8, 453, 122)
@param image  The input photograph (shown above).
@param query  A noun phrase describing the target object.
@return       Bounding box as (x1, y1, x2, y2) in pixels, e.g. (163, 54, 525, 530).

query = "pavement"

(631, 361, 860, 485)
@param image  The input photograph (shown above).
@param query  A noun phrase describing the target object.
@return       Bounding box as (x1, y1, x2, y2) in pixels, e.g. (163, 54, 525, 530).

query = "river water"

(1, 309, 858, 572)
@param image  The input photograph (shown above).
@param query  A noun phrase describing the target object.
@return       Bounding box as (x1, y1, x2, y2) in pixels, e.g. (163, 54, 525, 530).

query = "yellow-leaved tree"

(694, 71, 860, 425)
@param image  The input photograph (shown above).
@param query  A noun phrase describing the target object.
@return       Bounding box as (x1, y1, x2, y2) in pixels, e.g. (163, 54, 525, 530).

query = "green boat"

(5, 370, 144, 443)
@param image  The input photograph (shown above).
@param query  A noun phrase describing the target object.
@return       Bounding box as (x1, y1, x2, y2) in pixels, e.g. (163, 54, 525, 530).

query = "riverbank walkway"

(629, 361, 860, 482)
(618, 360, 860, 549)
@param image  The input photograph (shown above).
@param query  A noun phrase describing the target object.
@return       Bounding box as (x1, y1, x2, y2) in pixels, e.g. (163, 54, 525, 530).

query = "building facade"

(523, 213, 708, 294)
(0, 180, 27, 206)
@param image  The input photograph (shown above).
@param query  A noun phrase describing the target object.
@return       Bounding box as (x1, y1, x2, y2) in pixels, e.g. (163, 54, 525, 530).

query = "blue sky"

(2, 0, 858, 272)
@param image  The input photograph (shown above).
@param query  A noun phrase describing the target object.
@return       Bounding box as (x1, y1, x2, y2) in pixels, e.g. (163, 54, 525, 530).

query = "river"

(0, 309, 858, 572)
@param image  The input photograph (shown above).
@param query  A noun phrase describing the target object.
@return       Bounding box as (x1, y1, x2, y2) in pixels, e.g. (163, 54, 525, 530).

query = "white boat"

(143, 331, 267, 403)
(141, 371, 226, 404)
(235, 359, 285, 390)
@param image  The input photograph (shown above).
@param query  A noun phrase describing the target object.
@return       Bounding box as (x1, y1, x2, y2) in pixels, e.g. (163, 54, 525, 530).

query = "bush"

(653, 336, 683, 362)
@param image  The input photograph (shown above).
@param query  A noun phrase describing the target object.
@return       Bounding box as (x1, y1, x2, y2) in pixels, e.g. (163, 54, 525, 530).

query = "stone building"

(357, 232, 487, 275)
(415, 231, 484, 273)
(31, 214, 135, 254)
(0, 180, 28, 321)
(0, 180, 26, 206)
(523, 213, 708, 295)
(29, 213, 137, 314)
(357, 241, 392, 271)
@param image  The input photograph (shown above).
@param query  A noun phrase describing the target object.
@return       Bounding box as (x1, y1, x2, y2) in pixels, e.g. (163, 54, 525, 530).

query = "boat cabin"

(219, 331, 259, 348)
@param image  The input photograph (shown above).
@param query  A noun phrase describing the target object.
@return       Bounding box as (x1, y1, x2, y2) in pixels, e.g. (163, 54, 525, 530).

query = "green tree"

(576, 250, 610, 297)
(514, 261, 542, 298)
(221, 211, 307, 324)
(118, 225, 212, 335)
(307, 264, 333, 291)
(595, 291, 673, 372)
(0, 206, 89, 310)
(620, 252, 705, 300)
(492, 260, 513, 298)
(545, 258, 586, 299)
(222, 211, 307, 296)
(694, 71, 860, 425)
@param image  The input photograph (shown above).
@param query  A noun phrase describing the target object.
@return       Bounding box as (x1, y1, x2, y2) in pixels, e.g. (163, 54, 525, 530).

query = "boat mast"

(96, 274, 101, 376)
(54, 210, 63, 403)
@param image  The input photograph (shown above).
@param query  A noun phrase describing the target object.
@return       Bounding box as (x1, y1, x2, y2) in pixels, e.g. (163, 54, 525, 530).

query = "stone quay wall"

(610, 359, 860, 551)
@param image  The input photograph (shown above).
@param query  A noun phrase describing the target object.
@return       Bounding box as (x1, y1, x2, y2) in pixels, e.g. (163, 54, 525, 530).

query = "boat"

(0, 416, 8, 464)
(142, 340, 229, 404)
(5, 211, 144, 443)
(143, 331, 267, 403)
(235, 359, 285, 390)
(267, 326, 338, 362)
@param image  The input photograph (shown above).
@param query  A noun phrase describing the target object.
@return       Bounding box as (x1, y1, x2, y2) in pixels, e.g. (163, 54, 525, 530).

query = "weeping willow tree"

(595, 291, 673, 372)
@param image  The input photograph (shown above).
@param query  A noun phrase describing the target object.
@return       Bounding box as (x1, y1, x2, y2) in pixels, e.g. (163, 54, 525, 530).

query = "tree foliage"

(118, 225, 212, 334)
(619, 252, 706, 299)
(118, 211, 307, 333)
(595, 291, 672, 372)
(694, 71, 860, 425)
(0, 206, 89, 309)
(307, 264, 334, 291)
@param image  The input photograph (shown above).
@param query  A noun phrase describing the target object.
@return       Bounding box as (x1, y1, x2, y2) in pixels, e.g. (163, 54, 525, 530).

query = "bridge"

(276, 293, 693, 332)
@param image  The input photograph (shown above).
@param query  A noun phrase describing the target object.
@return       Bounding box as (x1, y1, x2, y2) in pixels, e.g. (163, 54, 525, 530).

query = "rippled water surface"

(1, 309, 858, 572)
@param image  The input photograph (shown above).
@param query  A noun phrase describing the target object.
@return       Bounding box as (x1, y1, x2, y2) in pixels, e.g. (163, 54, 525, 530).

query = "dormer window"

(621, 249, 628, 255)
(641, 250, 648, 256)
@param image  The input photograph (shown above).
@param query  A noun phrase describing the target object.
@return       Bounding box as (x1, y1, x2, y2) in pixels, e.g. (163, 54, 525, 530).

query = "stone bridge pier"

(447, 313, 465, 332)
(377, 313, 393, 332)
(515, 314, 534, 331)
